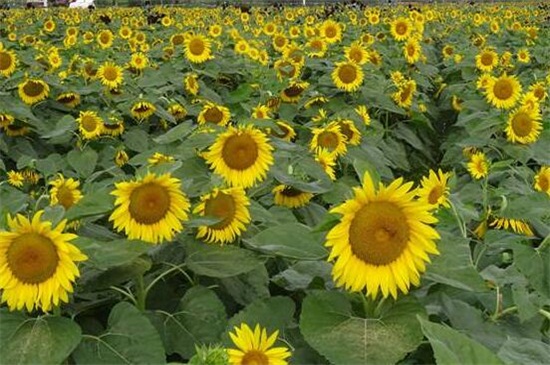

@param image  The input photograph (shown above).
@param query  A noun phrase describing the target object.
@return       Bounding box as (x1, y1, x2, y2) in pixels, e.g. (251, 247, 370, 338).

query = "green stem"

(538, 309, 550, 321)
(449, 200, 467, 238)
(52, 306, 61, 317)
(144, 263, 186, 298)
(490, 285, 501, 321)
(134, 275, 146, 311)
(493, 306, 517, 320)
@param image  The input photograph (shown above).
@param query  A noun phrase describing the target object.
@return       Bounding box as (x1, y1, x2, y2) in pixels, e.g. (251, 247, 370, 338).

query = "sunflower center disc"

(204, 107, 223, 124)
(407, 45, 416, 57)
(189, 39, 205, 55)
(129, 183, 171, 224)
(318, 131, 339, 149)
(511, 112, 533, 137)
(325, 26, 336, 38)
(481, 53, 493, 66)
(284, 85, 303, 97)
(241, 350, 269, 365)
(539, 175, 549, 192)
(57, 186, 76, 209)
(81, 115, 98, 132)
(282, 186, 303, 197)
(99, 33, 110, 44)
(349, 201, 410, 265)
(533, 88, 544, 100)
(338, 65, 357, 84)
(493, 80, 513, 100)
(7, 232, 59, 284)
(349, 48, 363, 63)
(0, 52, 12, 70)
(396, 22, 407, 35)
(103, 67, 118, 81)
(204, 192, 235, 229)
(338, 122, 353, 140)
(23, 81, 44, 97)
(428, 185, 443, 205)
(222, 134, 258, 170)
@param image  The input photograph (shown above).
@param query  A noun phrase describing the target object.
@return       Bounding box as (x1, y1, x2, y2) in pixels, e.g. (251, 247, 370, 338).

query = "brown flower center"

(204, 192, 235, 229)
(221, 133, 258, 171)
(493, 79, 513, 100)
(428, 185, 443, 205)
(56, 185, 76, 209)
(241, 350, 269, 365)
(0, 51, 13, 71)
(189, 38, 205, 56)
(23, 81, 45, 97)
(338, 64, 357, 84)
(7, 232, 59, 284)
(349, 201, 409, 265)
(129, 183, 171, 224)
(204, 107, 223, 124)
(317, 131, 340, 150)
(511, 112, 533, 137)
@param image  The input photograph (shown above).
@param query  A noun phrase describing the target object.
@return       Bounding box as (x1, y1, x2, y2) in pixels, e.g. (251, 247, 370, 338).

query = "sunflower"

(184, 73, 200, 96)
(310, 123, 347, 157)
(76, 111, 103, 140)
(272, 33, 289, 53)
(7, 170, 24, 188)
(390, 17, 413, 41)
(228, 323, 291, 365)
(489, 217, 533, 236)
(475, 49, 498, 72)
(532, 166, 550, 196)
(198, 102, 231, 126)
(392, 80, 417, 109)
(344, 42, 369, 65)
(184, 34, 212, 64)
(194, 187, 251, 244)
(22, 169, 40, 185)
(129, 52, 148, 72)
(97, 61, 124, 90)
(102, 117, 125, 137)
(43, 19, 56, 33)
(3, 124, 29, 137)
(441, 45, 454, 59)
(467, 152, 489, 180)
(204, 125, 274, 189)
(517, 48, 530, 63)
(280, 81, 309, 103)
(274, 58, 301, 81)
(114, 150, 129, 167)
(49, 174, 83, 210)
(97, 29, 114, 49)
(417, 169, 451, 209)
(269, 121, 296, 142)
(332, 61, 364, 92)
(0, 211, 87, 312)
(319, 19, 342, 44)
(529, 82, 547, 102)
(335, 119, 361, 146)
(109, 173, 190, 244)
(403, 38, 422, 64)
(306, 37, 328, 58)
(252, 104, 271, 119)
(56, 92, 81, 108)
(168, 103, 187, 121)
(485, 74, 522, 109)
(272, 185, 313, 208)
(18, 79, 50, 105)
(505, 106, 542, 145)
(355, 105, 371, 126)
(326, 171, 439, 299)
(148, 152, 174, 166)
(0, 113, 14, 127)
(119, 25, 132, 39)
(0, 49, 17, 77)
(131, 101, 156, 120)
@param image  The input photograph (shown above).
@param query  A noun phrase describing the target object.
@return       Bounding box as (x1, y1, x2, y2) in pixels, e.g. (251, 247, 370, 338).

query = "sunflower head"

(326, 171, 440, 299)
(417, 169, 451, 209)
(227, 323, 291, 365)
(272, 185, 313, 209)
(0, 49, 18, 77)
(198, 102, 231, 126)
(485, 74, 522, 110)
(49, 174, 83, 210)
(18, 79, 50, 105)
(184, 34, 213, 64)
(331, 61, 364, 92)
(467, 152, 489, 180)
(131, 101, 156, 120)
(505, 106, 542, 145)
(534, 166, 550, 196)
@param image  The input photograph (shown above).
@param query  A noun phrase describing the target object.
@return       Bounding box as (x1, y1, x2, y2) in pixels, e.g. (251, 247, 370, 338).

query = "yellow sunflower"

(114, 150, 129, 167)
(0, 49, 17, 77)
(228, 323, 291, 365)
(490, 217, 533, 236)
(18, 79, 50, 105)
(76, 111, 103, 140)
(0, 113, 14, 127)
(56, 92, 81, 108)
(319, 19, 342, 44)
(517, 48, 530, 64)
(485, 74, 522, 109)
(272, 185, 313, 208)
(529, 82, 547, 102)
(204, 125, 274, 189)
(148, 152, 174, 166)
(97, 29, 114, 49)
(326, 171, 440, 299)
(416, 169, 451, 209)
(97, 61, 124, 90)
(355, 105, 371, 126)
(184, 73, 200, 95)
(194, 187, 251, 244)
(198, 102, 231, 126)
(392, 80, 417, 109)
(534, 166, 550, 196)
(310, 123, 348, 157)
(131, 101, 156, 120)
(7, 170, 24, 188)
(109, 173, 190, 244)
(129, 52, 148, 71)
(184, 34, 212, 64)
(0, 211, 87, 312)
(403, 38, 422, 64)
(335, 119, 361, 146)
(345, 42, 369, 65)
(390, 17, 413, 41)
(168, 103, 187, 121)
(505, 106, 542, 145)
(332, 61, 364, 92)
(475, 49, 499, 72)
(252, 104, 271, 119)
(467, 152, 489, 180)
(102, 117, 125, 137)
(269, 121, 296, 142)
(280, 81, 309, 103)
(49, 174, 83, 210)
(315, 148, 337, 181)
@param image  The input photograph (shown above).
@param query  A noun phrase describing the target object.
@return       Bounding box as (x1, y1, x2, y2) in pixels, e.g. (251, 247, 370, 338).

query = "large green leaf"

(184, 239, 263, 278)
(243, 223, 328, 260)
(419, 317, 504, 365)
(0, 310, 82, 365)
(65, 188, 114, 221)
(497, 338, 550, 365)
(75, 237, 151, 270)
(300, 291, 425, 365)
(220, 265, 270, 306)
(73, 302, 165, 364)
(67, 148, 98, 178)
(149, 286, 227, 359)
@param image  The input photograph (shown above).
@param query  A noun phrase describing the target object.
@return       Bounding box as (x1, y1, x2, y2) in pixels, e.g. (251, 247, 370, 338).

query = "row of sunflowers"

(0, 2, 549, 364)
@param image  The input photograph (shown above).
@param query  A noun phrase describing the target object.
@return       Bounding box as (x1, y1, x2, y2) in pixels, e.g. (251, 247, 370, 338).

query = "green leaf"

(41, 114, 76, 139)
(184, 239, 263, 278)
(0, 310, 82, 365)
(418, 317, 505, 365)
(512, 244, 550, 299)
(73, 302, 165, 364)
(67, 148, 98, 178)
(243, 223, 327, 260)
(65, 189, 114, 221)
(272, 261, 333, 291)
(424, 231, 487, 292)
(148, 286, 227, 359)
(300, 291, 425, 365)
(226, 296, 295, 341)
(153, 121, 193, 144)
(497, 338, 550, 365)
(220, 265, 270, 306)
(124, 129, 150, 152)
(75, 237, 151, 270)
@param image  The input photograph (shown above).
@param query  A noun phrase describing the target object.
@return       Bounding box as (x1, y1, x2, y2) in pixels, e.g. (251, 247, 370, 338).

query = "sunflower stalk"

(134, 274, 146, 311)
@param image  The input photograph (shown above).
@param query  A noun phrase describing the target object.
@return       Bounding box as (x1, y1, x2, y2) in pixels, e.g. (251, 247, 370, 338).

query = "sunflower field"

(0, 2, 550, 364)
